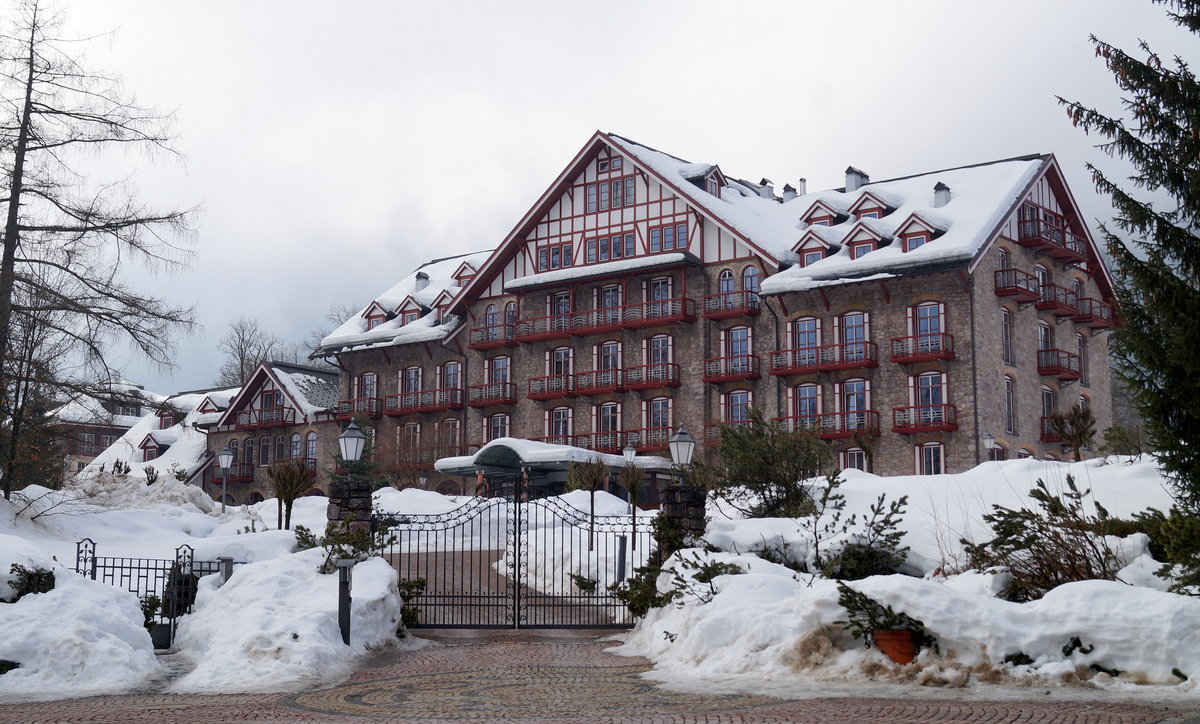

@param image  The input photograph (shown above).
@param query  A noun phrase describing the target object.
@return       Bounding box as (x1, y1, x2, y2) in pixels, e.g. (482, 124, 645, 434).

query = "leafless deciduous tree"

(215, 316, 281, 387)
(0, 1, 197, 498)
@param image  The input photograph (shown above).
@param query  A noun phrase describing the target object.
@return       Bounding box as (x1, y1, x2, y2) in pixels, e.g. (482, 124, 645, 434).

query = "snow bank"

(67, 473, 217, 515)
(0, 535, 159, 701)
(170, 549, 402, 693)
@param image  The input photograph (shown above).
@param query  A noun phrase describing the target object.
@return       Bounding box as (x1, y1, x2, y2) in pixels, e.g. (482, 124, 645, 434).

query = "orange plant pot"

(872, 629, 917, 665)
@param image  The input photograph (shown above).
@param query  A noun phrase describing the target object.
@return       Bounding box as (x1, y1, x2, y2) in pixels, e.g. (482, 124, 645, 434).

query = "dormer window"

(118, 404, 140, 417)
(856, 209, 880, 220)
(802, 250, 824, 267)
(706, 175, 720, 198)
(850, 241, 875, 260)
(158, 413, 173, 429)
(903, 233, 929, 252)
(367, 315, 386, 330)
(402, 311, 419, 325)
(810, 217, 832, 226)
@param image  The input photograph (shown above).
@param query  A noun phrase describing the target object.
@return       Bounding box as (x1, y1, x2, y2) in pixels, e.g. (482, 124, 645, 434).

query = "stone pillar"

(327, 479, 372, 534)
(660, 485, 707, 541)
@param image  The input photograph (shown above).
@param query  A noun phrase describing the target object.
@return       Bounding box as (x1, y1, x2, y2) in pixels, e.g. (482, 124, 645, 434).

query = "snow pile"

(0, 534, 159, 701)
(170, 548, 403, 693)
(65, 474, 218, 515)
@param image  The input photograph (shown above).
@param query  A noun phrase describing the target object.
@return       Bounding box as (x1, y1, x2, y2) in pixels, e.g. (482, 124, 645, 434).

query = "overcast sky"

(53, 0, 1193, 396)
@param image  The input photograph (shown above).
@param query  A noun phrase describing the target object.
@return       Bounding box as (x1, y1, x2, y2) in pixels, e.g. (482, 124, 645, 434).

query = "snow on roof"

(316, 249, 493, 356)
(505, 253, 689, 291)
(51, 380, 166, 427)
(269, 362, 338, 417)
(74, 386, 239, 485)
(435, 437, 673, 473)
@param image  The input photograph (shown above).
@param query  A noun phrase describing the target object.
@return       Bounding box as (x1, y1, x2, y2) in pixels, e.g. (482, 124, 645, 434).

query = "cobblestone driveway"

(0, 630, 1193, 723)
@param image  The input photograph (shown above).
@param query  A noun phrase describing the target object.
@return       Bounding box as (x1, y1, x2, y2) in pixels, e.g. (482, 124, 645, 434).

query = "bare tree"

(215, 316, 280, 387)
(1050, 404, 1098, 463)
(0, 2, 196, 498)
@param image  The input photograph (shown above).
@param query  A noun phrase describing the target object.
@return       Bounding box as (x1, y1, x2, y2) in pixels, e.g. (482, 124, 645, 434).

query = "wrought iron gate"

(385, 494, 654, 628)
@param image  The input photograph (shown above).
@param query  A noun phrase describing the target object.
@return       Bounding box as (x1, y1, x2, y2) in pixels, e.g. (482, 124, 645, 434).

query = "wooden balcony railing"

(1037, 349, 1082, 381)
(514, 313, 575, 343)
(701, 290, 760, 320)
(1017, 219, 1087, 263)
(889, 334, 955, 363)
(1036, 283, 1079, 317)
(771, 411, 880, 440)
(527, 374, 575, 401)
(702, 355, 761, 383)
(529, 434, 573, 447)
(467, 382, 517, 407)
(514, 298, 697, 342)
(574, 369, 623, 395)
(573, 430, 624, 454)
(1073, 297, 1116, 329)
(624, 426, 672, 451)
(468, 323, 516, 350)
(213, 462, 254, 483)
(994, 268, 1041, 302)
(236, 406, 297, 429)
(1041, 416, 1063, 443)
(703, 419, 753, 444)
(384, 388, 463, 415)
(770, 342, 879, 375)
(336, 397, 382, 420)
(892, 404, 958, 433)
(623, 363, 681, 389)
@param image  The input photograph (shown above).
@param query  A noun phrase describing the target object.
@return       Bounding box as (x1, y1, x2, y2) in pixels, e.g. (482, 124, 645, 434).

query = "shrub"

(294, 517, 396, 574)
(143, 465, 159, 484)
(610, 515, 686, 617)
(398, 578, 426, 630)
(1100, 424, 1148, 457)
(818, 492, 910, 581)
(1048, 404, 1097, 462)
(139, 594, 161, 633)
(835, 581, 936, 652)
(269, 459, 316, 529)
(962, 475, 1124, 601)
(1133, 507, 1200, 594)
(4, 563, 54, 602)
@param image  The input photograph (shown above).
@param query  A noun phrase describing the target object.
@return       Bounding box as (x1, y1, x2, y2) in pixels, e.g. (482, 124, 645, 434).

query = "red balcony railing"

(770, 342, 878, 375)
(703, 420, 754, 445)
(771, 411, 880, 440)
(529, 434, 573, 447)
(890, 334, 955, 363)
(384, 389, 463, 415)
(1035, 283, 1078, 317)
(468, 323, 516, 350)
(213, 462, 254, 483)
(619, 298, 696, 330)
(624, 426, 672, 451)
(467, 382, 516, 407)
(1073, 297, 1116, 329)
(1041, 416, 1063, 443)
(702, 290, 760, 320)
(514, 313, 575, 343)
(623, 363, 681, 389)
(574, 369, 623, 395)
(702, 355, 761, 382)
(1037, 349, 1082, 380)
(236, 406, 297, 429)
(994, 268, 1041, 302)
(573, 430, 624, 454)
(1017, 219, 1087, 263)
(569, 307, 626, 336)
(892, 404, 958, 433)
(336, 397, 382, 420)
(527, 374, 575, 401)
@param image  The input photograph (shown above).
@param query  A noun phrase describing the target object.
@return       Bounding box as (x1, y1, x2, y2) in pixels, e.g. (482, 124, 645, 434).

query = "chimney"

(414, 271, 430, 292)
(757, 178, 774, 200)
(782, 184, 797, 202)
(797, 177, 807, 196)
(933, 181, 952, 208)
(845, 166, 869, 193)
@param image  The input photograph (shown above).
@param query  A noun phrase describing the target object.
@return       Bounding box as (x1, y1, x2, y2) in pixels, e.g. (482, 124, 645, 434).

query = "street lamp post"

(982, 430, 996, 462)
(667, 425, 696, 481)
(332, 421, 370, 533)
(217, 446, 233, 514)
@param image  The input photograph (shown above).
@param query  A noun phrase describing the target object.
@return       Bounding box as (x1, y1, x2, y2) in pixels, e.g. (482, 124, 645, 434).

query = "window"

(245, 438, 256, 466)
(1004, 375, 1017, 434)
(794, 383, 820, 419)
(290, 433, 301, 459)
(1077, 333, 1089, 387)
(914, 371, 946, 409)
(718, 270, 735, 294)
(549, 407, 572, 439)
(402, 366, 422, 393)
(597, 402, 620, 432)
(355, 372, 378, 399)
(599, 182, 610, 210)
(810, 217, 831, 227)
(229, 439, 239, 464)
(1037, 322, 1053, 351)
(624, 177, 635, 205)
(505, 302, 517, 326)
(611, 157, 622, 171)
(485, 304, 499, 327)
(440, 419, 460, 451)
(802, 250, 824, 267)
(839, 311, 869, 361)
(441, 361, 461, 390)
(537, 242, 573, 271)
(998, 247, 1010, 270)
(647, 397, 671, 429)
(586, 184, 597, 213)
(100, 434, 116, 447)
(259, 437, 270, 466)
(599, 286, 622, 324)
(726, 390, 752, 423)
(143, 446, 157, 462)
(988, 444, 1008, 462)
(903, 233, 929, 252)
(487, 414, 509, 441)
(1017, 448, 1034, 459)
(487, 356, 510, 384)
(742, 266, 759, 293)
(911, 302, 943, 348)
(647, 335, 672, 365)
(609, 179, 623, 208)
(842, 448, 866, 471)
(724, 326, 752, 362)
(597, 340, 621, 374)
(857, 209, 880, 220)
(367, 315, 385, 330)
(275, 435, 286, 460)
(839, 379, 869, 423)
(402, 311, 419, 325)
(706, 174, 720, 197)
(305, 432, 318, 460)
(552, 291, 572, 316)
(400, 423, 420, 451)
(598, 159, 609, 172)
(550, 347, 572, 376)
(649, 223, 688, 253)
(850, 241, 874, 259)
(118, 404, 140, 417)
(1034, 264, 1050, 288)
(793, 317, 820, 350)
(1041, 386, 1056, 420)
(1001, 308, 1014, 364)
(917, 443, 944, 475)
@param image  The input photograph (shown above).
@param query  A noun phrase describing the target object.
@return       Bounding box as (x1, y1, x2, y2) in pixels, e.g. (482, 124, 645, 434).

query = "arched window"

(793, 316, 820, 350)
(841, 448, 866, 471)
(1037, 321, 1053, 351)
(718, 269, 735, 294)
(917, 442, 944, 475)
(305, 432, 318, 460)
(742, 266, 760, 293)
(487, 356, 511, 384)
(1000, 307, 1014, 364)
(245, 438, 256, 467)
(229, 439, 239, 465)
(550, 347, 573, 376)
(839, 311, 869, 361)
(247, 492, 265, 505)
(548, 407, 571, 441)
(1034, 264, 1050, 287)
(839, 378, 869, 431)
(724, 326, 752, 359)
(441, 361, 461, 390)
(1004, 375, 1017, 434)
(275, 435, 286, 460)
(647, 335, 672, 365)
(646, 397, 671, 430)
(259, 436, 270, 466)
(597, 402, 621, 432)
(290, 433, 302, 459)
(726, 390, 751, 423)
(505, 301, 517, 325)
(794, 383, 820, 419)
(998, 247, 1011, 270)
(402, 366, 422, 393)
(485, 304, 499, 327)
(1077, 333, 1089, 386)
(1017, 448, 1034, 459)
(988, 443, 1008, 462)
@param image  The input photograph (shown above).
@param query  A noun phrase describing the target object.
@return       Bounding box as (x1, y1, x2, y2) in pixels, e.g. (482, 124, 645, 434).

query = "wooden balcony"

(527, 374, 575, 401)
(384, 389, 463, 415)
(213, 462, 254, 483)
(769, 342, 878, 376)
(1073, 297, 1116, 329)
(1035, 283, 1078, 317)
(1037, 349, 1082, 381)
(889, 334, 955, 364)
(994, 268, 1041, 302)
(702, 355, 761, 383)
(702, 290, 760, 320)
(514, 299, 697, 342)
(619, 298, 696, 330)
(892, 404, 958, 433)
(468, 323, 516, 350)
(336, 397, 382, 420)
(235, 406, 297, 430)
(703, 420, 753, 445)
(624, 426, 671, 452)
(771, 411, 880, 440)
(574, 369, 623, 395)
(467, 382, 516, 407)
(1040, 416, 1063, 443)
(573, 430, 624, 454)
(623, 363, 681, 390)
(514, 313, 574, 343)
(569, 307, 626, 336)
(1017, 219, 1088, 263)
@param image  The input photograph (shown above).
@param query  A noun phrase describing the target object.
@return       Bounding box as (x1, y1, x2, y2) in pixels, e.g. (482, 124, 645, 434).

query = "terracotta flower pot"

(873, 629, 917, 665)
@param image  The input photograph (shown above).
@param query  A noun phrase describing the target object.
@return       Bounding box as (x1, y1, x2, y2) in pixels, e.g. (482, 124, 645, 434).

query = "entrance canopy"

(435, 437, 674, 478)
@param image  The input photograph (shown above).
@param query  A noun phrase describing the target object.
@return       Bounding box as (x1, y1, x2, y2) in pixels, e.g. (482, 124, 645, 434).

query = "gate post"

(75, 538, 97, 580)
(660, 485, 707, 558)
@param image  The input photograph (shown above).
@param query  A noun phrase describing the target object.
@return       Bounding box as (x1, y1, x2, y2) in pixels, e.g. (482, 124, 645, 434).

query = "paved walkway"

(0, 630, 1194, 723)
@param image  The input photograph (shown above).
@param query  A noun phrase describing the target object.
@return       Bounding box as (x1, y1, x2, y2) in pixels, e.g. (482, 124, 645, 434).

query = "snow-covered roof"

(435, 437, 674, 475)
(505, 253, 689, 291)
(316, 249, 493, 356)
(270, 362, 339, 417)
(51, 379, 166, 429)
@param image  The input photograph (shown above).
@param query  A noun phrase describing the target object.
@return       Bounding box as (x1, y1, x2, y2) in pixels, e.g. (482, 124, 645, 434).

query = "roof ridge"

(269, 360, 339, 379)
(845, 153, 1049, 191)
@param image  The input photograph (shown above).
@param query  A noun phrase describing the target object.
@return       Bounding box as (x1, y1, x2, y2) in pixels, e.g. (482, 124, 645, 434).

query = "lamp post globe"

(667, 425, 695, 469)
(216, 446, 233, 515)
(338, 421, 367, 463)
(982, 431, 996, 460)
(622, 444, 636, 465)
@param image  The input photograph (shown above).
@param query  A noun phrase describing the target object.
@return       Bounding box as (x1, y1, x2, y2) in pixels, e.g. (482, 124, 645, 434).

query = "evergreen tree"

(1058, 1, 1200, 507)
